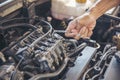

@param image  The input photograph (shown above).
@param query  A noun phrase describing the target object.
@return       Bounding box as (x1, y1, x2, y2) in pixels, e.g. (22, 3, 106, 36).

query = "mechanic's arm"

(65, 0, 120, 40)
(89, 0, 120, 19)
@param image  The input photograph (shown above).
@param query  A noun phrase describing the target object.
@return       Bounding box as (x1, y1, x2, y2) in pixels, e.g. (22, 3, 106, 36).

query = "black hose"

(0, 23, 36, 30)
(29, 58, 69, 80)
(103, 14, 120, 21)
(0, 17, 30, 24)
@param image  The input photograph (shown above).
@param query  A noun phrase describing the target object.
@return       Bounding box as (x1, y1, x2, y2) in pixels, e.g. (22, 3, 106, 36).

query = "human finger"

(65, 20, 76, 37)
(87, 30, 93, 37)
(71, 29, 79, 35)
(87, 21, 96, 31)
(76, 19, 84, 32)
(74, 27, 87, 40)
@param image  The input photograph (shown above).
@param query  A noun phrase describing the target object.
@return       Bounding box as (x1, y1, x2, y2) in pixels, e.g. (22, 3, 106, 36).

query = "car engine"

(0, 0, 120, 80)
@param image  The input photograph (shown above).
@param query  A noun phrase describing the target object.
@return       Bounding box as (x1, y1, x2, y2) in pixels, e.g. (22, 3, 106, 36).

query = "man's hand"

(65, 0, 120, 40)
(65, 13, 96, 40)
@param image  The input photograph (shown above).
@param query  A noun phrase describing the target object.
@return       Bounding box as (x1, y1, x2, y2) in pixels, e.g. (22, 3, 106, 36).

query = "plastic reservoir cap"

(75, 0, 87, 3)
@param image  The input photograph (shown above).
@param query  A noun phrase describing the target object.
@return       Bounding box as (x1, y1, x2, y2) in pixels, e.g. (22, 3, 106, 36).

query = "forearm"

(89, 0, 120, 19)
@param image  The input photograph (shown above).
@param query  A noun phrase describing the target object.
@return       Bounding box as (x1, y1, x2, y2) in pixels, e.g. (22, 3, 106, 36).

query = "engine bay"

(0, 0, 120, 80)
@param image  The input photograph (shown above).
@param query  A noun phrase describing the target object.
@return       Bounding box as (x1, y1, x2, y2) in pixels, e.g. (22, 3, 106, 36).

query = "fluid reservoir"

(51, 0, 95, 20)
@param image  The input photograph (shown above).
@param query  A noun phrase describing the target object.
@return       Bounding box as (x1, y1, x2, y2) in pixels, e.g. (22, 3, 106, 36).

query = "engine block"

(0, 18, 119, 80)
(0, 18, 71, 80)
